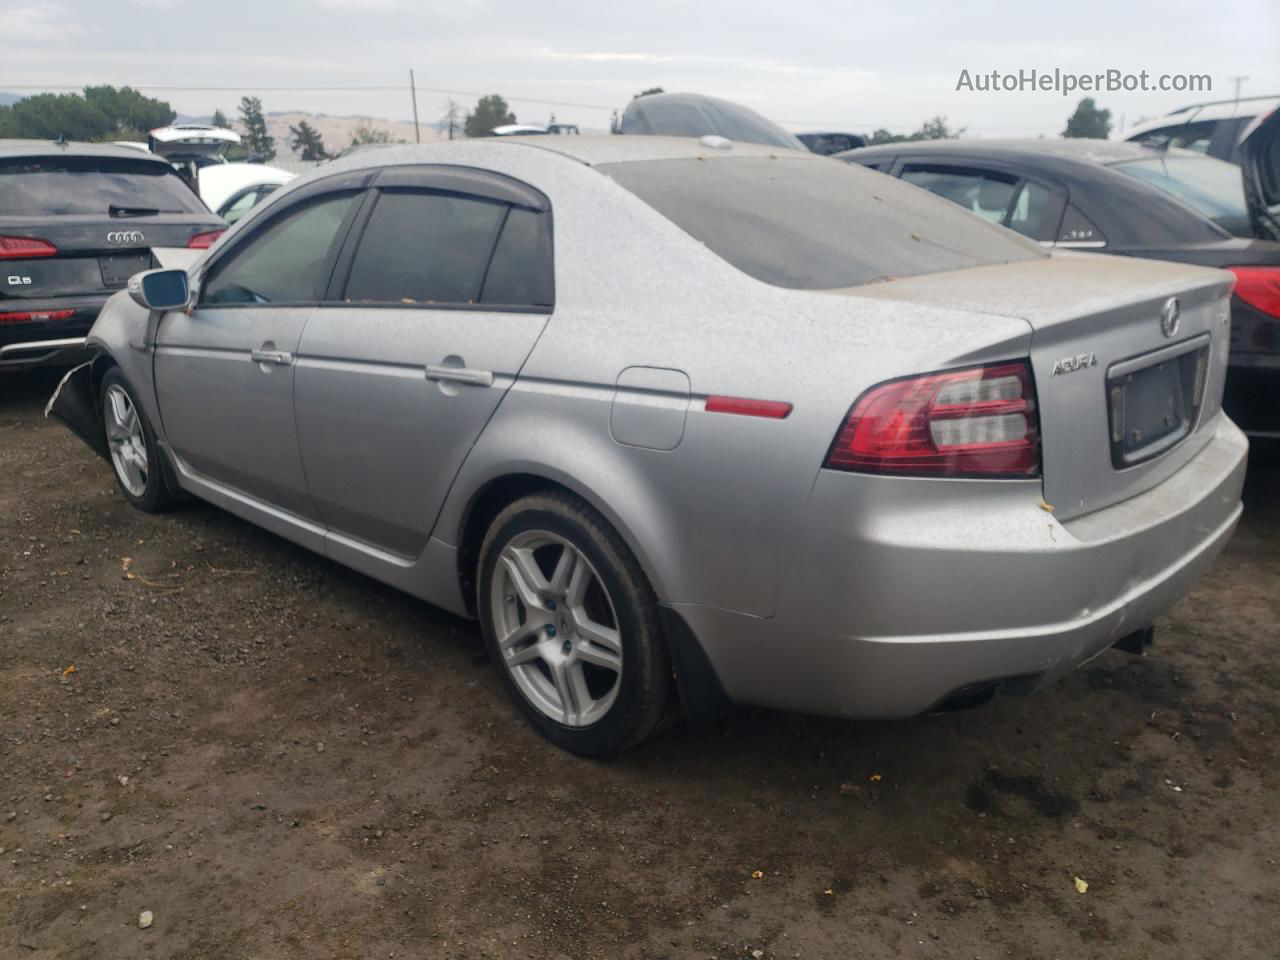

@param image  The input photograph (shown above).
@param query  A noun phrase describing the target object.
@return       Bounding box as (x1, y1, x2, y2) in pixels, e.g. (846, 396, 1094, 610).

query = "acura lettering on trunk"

(1051, 353, 1097, 375)
(49, 136, 1248, 756)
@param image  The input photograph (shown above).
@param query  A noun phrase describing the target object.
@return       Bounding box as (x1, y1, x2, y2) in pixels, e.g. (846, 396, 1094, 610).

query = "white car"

(196, 164, 295, 223)
(1126, 94, 1280, 166)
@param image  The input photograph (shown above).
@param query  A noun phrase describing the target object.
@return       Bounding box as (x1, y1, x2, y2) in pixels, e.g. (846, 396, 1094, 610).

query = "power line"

(1, 82, 619, 112)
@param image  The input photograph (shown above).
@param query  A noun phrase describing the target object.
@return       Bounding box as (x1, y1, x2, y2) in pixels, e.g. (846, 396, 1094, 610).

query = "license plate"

(1107, 345, 1208, 467)
(99, 253, 152, 288)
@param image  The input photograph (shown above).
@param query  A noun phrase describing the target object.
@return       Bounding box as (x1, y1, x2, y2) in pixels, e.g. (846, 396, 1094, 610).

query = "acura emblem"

(1159, 297, 1181, 339)
(106, 230, 145, 245)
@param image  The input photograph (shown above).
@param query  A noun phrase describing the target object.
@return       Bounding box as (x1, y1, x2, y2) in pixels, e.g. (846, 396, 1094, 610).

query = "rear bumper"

(675, 414, 1248, 719)
(0, 296, 104, 370)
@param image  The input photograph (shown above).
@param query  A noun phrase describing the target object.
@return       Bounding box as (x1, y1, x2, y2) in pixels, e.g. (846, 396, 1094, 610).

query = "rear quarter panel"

(427, 147, 1034, 617)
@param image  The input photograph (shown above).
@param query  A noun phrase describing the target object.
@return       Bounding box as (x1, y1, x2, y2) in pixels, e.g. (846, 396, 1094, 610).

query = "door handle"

(425, 364, 493, 387)
(250, 348, 293, 366)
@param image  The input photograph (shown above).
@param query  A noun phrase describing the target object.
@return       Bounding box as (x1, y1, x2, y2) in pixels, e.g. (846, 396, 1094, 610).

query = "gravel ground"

(2, 368, 1278, 960)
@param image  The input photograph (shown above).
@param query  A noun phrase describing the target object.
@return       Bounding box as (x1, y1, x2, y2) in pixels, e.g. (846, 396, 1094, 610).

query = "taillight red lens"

(0, 236, 57, 260)
(187, 229, 225, 249)
(1229, 266, 1280, 318)
(825, 361, 1040, 478)
(0, 309, 75, 324)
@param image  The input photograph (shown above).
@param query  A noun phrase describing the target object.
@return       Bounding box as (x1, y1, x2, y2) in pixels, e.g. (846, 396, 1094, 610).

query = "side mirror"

(127, 268, 190, 311)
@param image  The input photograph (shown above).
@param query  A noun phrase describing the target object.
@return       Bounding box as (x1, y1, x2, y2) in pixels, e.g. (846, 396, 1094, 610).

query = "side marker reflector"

(705, 396, 792, 419)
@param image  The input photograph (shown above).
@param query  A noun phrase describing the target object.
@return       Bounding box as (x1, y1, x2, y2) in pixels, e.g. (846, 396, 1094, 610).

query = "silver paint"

(67, 136, 1249, 720)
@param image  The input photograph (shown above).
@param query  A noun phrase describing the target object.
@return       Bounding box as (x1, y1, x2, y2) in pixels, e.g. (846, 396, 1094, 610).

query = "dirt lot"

(1, 368, 1278, 960)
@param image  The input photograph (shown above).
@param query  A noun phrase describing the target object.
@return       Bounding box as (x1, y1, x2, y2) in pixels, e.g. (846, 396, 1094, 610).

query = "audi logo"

(106, 231, 146, 245)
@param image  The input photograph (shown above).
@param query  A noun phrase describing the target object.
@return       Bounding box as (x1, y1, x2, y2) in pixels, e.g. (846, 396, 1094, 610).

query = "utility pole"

(409, 69, 421, 143)
(1229, 75, 1249, 103)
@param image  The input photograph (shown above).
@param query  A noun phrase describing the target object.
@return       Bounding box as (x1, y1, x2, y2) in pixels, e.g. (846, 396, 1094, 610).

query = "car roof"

(326, 134, 816, 175)
(1127, 94, 1280, 137)
(834, 136, 1223, 176)
(838, 137, 1209, 168)
(0, 138, 176, 164)
(488, 134, 811, 166)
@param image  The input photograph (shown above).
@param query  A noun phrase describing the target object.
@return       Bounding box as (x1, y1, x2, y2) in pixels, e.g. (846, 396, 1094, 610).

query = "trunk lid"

(847, 251, 1234, 520)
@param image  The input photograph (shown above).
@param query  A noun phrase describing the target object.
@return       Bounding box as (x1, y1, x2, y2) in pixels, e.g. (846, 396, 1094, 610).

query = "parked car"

(1126, 94, 1279, 166)
(797, 131, 867, 155)
(491, 124, 552, 137)
(197, 163, 295, 224)
(148, 123, 242, 190)
(0, 140, 225, 371)
(617, 93, 808, 150)
(839, 135, 1280, 438)
(51, 136, 1246, 755)
(491, 124, 581, 136)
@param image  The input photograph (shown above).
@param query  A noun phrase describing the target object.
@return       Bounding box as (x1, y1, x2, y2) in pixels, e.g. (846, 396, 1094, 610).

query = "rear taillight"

(1229, 267, 1280, 318)
(0, 236, 57, 260)
(824, 360, 1041, 478)
(187, 229, 225, 249)
(0, 309, 75, 325)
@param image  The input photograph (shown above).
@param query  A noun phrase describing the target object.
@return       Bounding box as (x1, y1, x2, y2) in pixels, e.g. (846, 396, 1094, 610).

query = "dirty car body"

(52, 136, 1247, 749)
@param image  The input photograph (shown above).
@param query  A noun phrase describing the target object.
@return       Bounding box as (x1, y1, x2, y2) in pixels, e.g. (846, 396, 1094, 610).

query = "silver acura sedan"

(50, 135, 1248, 755)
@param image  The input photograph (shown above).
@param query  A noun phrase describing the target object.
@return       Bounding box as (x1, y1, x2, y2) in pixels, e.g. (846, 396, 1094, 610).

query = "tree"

(863, 116, 964, 145)
(634, 87, 665, 99)
(441, 100, 461, 140)
(464, 95, 515, 138)
(911, 115, 964, 140)
(1063, 98, 1112, 139)
(83, 85, 174, 138)
(238, 96, 275, 160)
(289, 120, 329, 161)
(1, 93, 113, 141)
(349, 124, 394, 146)
(211, 108, 229, 128)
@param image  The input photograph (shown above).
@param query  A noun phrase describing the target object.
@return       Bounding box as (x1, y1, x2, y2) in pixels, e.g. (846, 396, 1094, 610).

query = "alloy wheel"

(489, 530, 623, 727)
(104, 384, 148, 498)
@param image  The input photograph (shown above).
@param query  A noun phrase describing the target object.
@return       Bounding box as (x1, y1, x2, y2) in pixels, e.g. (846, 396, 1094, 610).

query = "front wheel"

(101, 368, 171, 512)
(477, 491, 673, 756)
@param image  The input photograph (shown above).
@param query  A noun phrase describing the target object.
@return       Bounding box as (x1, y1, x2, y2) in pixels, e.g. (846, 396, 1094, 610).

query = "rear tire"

(100, 368, 172, 513)
(477, 491, 673, 756)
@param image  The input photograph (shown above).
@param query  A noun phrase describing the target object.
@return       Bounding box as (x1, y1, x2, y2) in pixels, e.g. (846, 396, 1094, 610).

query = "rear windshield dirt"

(600, 155, 1044, 289)
(0, 155, 207, 217)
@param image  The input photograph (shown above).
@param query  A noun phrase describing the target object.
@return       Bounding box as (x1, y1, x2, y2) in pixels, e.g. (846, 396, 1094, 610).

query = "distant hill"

(182, 110, 448, 157)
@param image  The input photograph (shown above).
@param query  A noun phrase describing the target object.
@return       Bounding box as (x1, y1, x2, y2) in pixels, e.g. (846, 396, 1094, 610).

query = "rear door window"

(1006, 181, 1067, 242)
(339, 189, 553, 307)
(900, 165, 1018, 223)
(0, 155, 207, 216)
(601, 155, 1041, 290)
(201, 192, 360, 304)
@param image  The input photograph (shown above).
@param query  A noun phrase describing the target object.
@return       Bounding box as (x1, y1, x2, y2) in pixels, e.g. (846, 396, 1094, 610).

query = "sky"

(4, 0, 1279, 137)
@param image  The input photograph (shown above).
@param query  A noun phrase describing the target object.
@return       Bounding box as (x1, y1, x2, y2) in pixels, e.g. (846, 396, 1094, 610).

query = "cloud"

(5, 4, 82, 44)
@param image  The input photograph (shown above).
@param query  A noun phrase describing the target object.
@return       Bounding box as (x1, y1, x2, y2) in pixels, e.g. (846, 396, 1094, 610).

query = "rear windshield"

(0, 155, 207, 217)
(600, 156, 1044, 289)
(1110, 156, 1251, 237)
